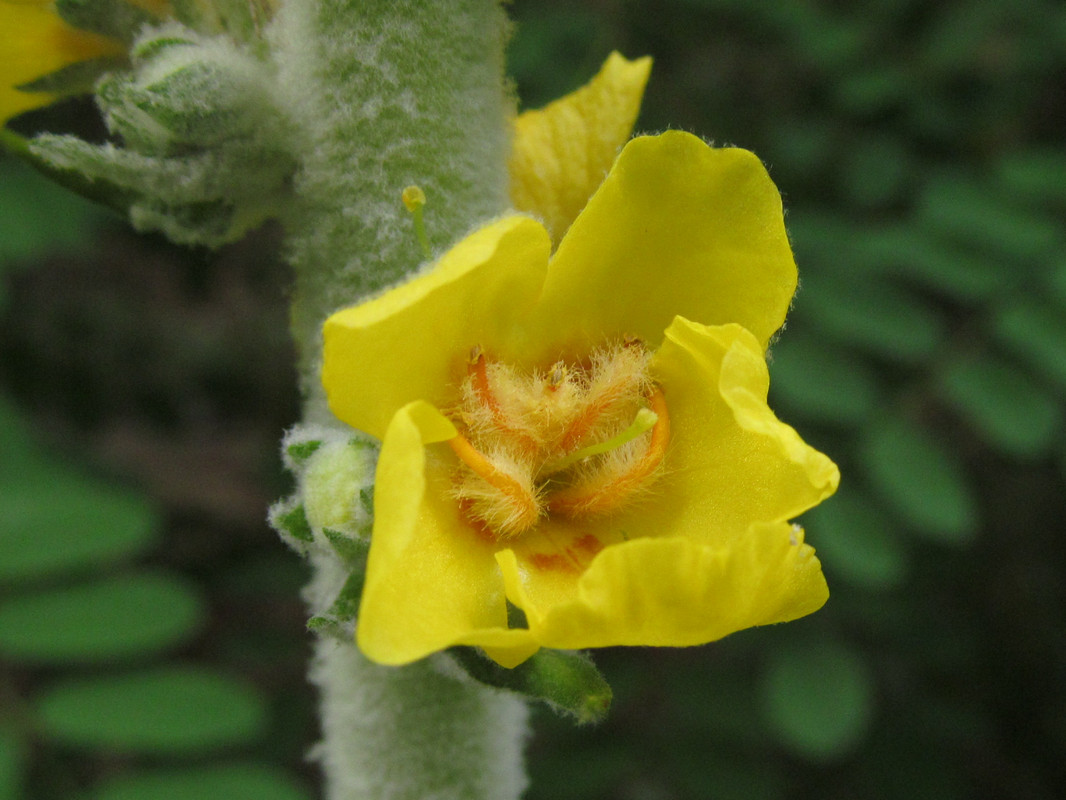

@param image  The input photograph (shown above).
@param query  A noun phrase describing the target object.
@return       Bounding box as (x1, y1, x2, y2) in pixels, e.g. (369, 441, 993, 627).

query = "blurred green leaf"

(672, 751, 785, 800)
(760, 641, 876, 761)
(34, 666, 268, 754)
(0, 725, 24, 800)
(939, 354, 1061, 458)
(917, 173, 1063, 264)
(0, 398, 39, 472)
(1047, 258, 1066, 309)
(997, 149, 1066, 207)
(788, 211, 868, 274)
(836, 133, 914, 208)
(860, 415, 979, 543)
(834, 66, 907, 116)
(0, 467, 159, 584)
(0, 571, 205, 664)
(765, 117, 837, 185)
(993, 300, 1066, 390)
(92, 763, 313, 800)
(863, 225, 1012, 302)
(793, 271, 945, 363)
(0, 157, 104, 266)
(769, 333, 883, 426)
(804, 490, 909, 590)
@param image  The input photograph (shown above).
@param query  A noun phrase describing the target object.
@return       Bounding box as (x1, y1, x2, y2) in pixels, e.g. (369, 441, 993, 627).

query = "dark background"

(2, 1, 1065, 798)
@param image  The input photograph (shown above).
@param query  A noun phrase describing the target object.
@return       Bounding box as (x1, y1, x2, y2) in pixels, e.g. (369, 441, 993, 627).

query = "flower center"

(446, 339, 670, 538)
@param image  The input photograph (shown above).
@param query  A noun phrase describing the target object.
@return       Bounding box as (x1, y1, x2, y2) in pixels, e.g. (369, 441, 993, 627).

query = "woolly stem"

(268, 2, 529, 798)
(270, 0, 514, 422)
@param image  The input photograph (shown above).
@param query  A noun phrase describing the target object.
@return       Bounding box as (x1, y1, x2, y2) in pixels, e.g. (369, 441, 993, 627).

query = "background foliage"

(2, 0, 1065, 797)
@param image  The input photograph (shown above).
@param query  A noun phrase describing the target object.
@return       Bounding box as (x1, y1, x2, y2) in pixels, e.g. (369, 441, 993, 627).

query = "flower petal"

(323, 215, 551, 440)
(509, 51, 651, 244)
(495, 317, 837, 648)
(629, 316, 841, 540)
(0, 0, 123, 123)
(357, 400, 538, 666)
(498, 522, 828, 650)
(520, 132, 797, 362)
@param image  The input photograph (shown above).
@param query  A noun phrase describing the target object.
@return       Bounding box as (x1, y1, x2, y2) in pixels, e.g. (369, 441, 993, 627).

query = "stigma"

(446, 339, 669, 538)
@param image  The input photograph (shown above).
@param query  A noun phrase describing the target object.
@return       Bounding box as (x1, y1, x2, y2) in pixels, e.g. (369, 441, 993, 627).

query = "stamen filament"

(543, 407, 658, 474)
(401, 185, 431, 258)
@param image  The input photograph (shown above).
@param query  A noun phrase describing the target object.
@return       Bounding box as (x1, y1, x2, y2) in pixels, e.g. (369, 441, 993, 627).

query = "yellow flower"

(322, 130, 840, 669)
(0, 0, 125, 124)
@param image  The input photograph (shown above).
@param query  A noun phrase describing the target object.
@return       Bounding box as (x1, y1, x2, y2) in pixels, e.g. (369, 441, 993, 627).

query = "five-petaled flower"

(322, 126, 840, 669)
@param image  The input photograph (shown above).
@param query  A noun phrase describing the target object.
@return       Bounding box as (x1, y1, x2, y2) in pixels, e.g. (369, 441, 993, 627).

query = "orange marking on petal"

(456, 498, 500, 543)
(572, 534, 604, 557)
(529, 552, 577, 572)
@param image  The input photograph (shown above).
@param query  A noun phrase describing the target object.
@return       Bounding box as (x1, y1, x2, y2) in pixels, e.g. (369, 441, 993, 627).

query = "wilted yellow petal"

(323, 216, 550, 441)
(510, 51, 651, 243)
(357, 400, 538, 666)
(0, 0, 123, 124)
(518, 132, 799, 363)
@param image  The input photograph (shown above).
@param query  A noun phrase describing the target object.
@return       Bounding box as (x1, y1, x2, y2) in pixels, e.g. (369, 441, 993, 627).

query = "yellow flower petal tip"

(324, 131, 838, 668)
(0, 0, 124, 124)
(510, 51, 652, 243)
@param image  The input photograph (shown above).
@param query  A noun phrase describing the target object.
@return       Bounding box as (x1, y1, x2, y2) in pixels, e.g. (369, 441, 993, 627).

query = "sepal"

(171, 0, 273, 46)
(56, 0, 161, 42)
(449, 646, 612, 724)
(28, 23, 294, 247)
(16, 56, 127, 99)
(269, 500, 314, 551)
(323, 528, 370, 571)
(98, 28, 281, 154)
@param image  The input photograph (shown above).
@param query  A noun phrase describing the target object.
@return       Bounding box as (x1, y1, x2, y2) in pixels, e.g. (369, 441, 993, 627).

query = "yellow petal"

(0, 0, 123, 123)
(519, 132, 798, 362)
(498, 523, 828, 650)
(510, 51, 651, 244)
(494, 317, 837, 648)
(357, 400, 538, 666)
(631, 317, 841, 540)
(322, 216, 551, 441)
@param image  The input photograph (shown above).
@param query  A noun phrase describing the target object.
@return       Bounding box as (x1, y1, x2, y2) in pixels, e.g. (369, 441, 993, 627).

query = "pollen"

(448, 339, 669, 538)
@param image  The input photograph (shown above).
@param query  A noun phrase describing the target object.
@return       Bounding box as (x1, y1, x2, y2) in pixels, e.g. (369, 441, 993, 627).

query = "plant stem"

(270, 0, 514, 421)
(268, 2, 529, 798)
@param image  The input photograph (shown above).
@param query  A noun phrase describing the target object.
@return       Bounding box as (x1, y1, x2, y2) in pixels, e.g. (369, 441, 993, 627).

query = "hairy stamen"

(543, 406, 658, 474)
(547, 387, 670, 517)
(448, 433, 540, 535)
(468, 347, 541, 455)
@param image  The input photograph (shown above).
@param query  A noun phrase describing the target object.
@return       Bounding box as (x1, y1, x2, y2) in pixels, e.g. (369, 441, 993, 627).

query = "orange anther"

(547, 386, 670, 517)
(467, 348, 540, 456)
(448, 433, 540, 535)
